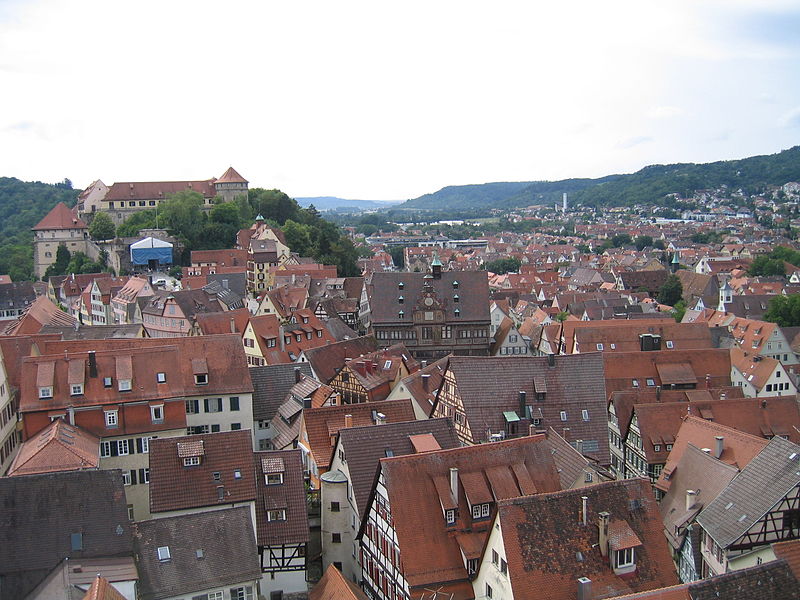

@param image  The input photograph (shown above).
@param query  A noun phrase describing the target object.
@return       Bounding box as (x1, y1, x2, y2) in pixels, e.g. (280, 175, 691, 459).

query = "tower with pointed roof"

(32, 203, 89, 280)
(214, 166, 249, 203)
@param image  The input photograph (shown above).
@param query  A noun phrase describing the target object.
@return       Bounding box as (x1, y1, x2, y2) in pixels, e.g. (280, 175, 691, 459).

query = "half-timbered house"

(328, 344, 418, 404)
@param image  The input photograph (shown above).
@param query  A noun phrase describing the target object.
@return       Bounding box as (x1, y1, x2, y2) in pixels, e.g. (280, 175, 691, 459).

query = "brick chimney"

(344, 414, 353, 429)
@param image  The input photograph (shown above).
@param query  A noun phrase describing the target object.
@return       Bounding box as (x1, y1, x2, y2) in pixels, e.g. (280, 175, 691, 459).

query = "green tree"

(634, 235, 653, 251)
(556, 311, 570, 322)
(657, 274, 683, 306)
(65, 252, 102, 274)
(88, 212, 116, 240)
(388, 246, 405, 268)
(44, 245, 72, 278)
(764, 294, 800, 327)
(483, 257, 522, 274)
(672, 300, 687, 323)
(611, 233, 632, 247)
(209, 201, 242, 227)
(282, 220, 313, 256)
(653, 239, 666, 250)
(116, 210, 157, 237)
(748, 256, 786, 277)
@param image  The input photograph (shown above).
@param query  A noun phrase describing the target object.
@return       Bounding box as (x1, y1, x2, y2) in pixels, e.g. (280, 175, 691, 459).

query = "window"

(398, 310, 404, 319)
(266, 473, 284, 485)
(560, 411, 567, 421)
(646, 378, 656, 387)
(632, 379, 639, 388)
(127, 505, 135, 521)
(105, 410, 118, 427)
(500, 558, 508, 575)
(783, 509, 800, 536)
(596, 343, 604, 351)
(122, 471, 132, 486)
(666, 341, 674, 349)
(184, 456, 201, 467)
(230, 587, 254, 600)
(157, 372, 166, 383)
(584, 471, 593, 483)
(482, 503, 490, 517)
(467, 558, 478, 575)
(118, 379, 132, 392)
(140, 468, 150, 483)
(615, 548, 635, 568)
(213, 471, 221, 481)
(492, 549, 499, 565)
(157, 546, 171, 561)
(445, 509, 456, 525)
(582, 409, 589, 421)
(486, 584, 493, 599)
(331, 501, 340, 512)
(140, 436, 151, 454)
(332, 533, 342, 543)
(103, 377, 112, 388)
(100, 441, 112, 457)
(231, 423, 241, 430)
(186, 399, 199, 414)
(195, 373, 208, 385)
(666, 444, 673, 451)
(204, 398, 223, 413)
(234, 469, 242, 479)
(453, 281, 459, 289)
(654, 444, 661, 452)
(454, 308, 461, 317)
(472, 504, 482, 519)
(117, 439, 130, 455)
(150, 405, 164, 424)
(267, 509, 286, 521)
(398, 296, 404, 304)
(38, 386, 53, 399)
(71, 384, 83, 396)
(267, 338, 276, 348)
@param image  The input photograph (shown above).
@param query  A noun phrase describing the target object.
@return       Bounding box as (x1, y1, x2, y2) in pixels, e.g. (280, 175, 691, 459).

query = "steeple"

(431, 251, 442, 280)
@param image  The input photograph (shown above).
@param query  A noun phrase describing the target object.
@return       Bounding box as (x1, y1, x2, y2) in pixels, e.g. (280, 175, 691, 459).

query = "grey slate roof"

(134, 507, 260, 600)
(441, 353, 610, 464)
(250, 362, 312, 421)
(0, 280, 36, 311)
(696, 436, 800, 548)
(337, 417, 460, 517)
(689, 559, 800, 600)
(0, 470, 133, 599)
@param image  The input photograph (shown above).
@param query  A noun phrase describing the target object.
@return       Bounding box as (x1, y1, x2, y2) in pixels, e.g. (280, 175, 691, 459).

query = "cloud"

(3, 121, 35, 132)
(781, 107, 800, 128)
(646, 106, 683, 119)
(617, 136, 654, 149)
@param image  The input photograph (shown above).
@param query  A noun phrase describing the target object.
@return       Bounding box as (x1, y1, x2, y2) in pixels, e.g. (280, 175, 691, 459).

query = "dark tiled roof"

(442, 354, 610, 463)
(0, 470, 133, 600)
(337, 417, 460, 517)
(39, 323, 145, 339)
(499, 478, 678, 600)
(250, 362, 312, 421)
(697, 436, 800, 549)
(149, 430, 257, 513)
(134, 507, 260, 600)
(302, 335, 378, 383)
(254, 449, 309, 546)
(688, 559, 800, 600)
(367, 270, 490, 324)
(0, 280, 36, 311)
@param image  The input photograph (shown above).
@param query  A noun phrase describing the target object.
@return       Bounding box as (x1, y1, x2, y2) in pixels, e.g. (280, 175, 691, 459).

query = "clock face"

(424, 297, 434, 307)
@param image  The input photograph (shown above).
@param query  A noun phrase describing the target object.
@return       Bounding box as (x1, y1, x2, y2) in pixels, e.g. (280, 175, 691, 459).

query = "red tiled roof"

(216, 166, 248, 184)
(7, 420, 99, 476)
(254, 449, 308, 547)
(195, 307, 250, 335)
(105, 179, 216, 202)
(149, 430, 256, 513)
(32, 202, 86, 230)
(310, 565, 370, 600)
(4, 295, 77, 335)
(81, 576, 129, 600)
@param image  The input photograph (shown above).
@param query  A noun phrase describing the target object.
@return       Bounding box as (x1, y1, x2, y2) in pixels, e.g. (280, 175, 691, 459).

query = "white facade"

(472, 516, 513, 600)
(185, 393, 255, 447)
(0, 351, 19, 475)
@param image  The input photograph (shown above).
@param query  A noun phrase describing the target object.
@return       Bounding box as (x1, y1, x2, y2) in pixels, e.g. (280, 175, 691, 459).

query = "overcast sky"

(1, 0, 798, 201)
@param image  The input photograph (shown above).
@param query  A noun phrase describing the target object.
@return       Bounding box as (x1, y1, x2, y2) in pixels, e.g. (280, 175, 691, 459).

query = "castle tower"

(32, 203, 89, 279)
(214, 166, 249, 203)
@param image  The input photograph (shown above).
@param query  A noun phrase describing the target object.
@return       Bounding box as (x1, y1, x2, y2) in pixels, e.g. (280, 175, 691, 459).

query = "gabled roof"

(302, 335, 378, 383)
(396, 355, 449, 417)
(697, 436, 800, 549)
(497, 478, 678, 600)
(3, 295, 77, 335)
(254, 449, 309, 547)
(250, 362, 313, 421)
(310, 564, 370, 600)
(81, 576, 129, 600)
(32, 202, 86, 230)
(7, 419, 99, 476)
(105, 179, 216, 202)
(0, 470, 133, 600)
(134, 507, 260, 600)
(336, 417, 460, 517)
(441, 354, 610, 462)
(149, 430, 257, 513)
(194, 307, 250, 335)
(302, 399, 416, 470)
(371, 434, 593, 597)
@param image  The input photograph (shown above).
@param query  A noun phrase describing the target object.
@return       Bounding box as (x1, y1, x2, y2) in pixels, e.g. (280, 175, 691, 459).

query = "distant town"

(2, 162, 800, 600)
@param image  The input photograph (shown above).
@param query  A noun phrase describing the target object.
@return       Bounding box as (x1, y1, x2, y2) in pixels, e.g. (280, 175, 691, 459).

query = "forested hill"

(0, 177, 79, 281)
(395, 146, 800, 211)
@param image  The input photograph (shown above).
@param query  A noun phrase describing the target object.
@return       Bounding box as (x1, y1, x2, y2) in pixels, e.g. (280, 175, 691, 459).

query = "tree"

(748, 256, 786, 277)
(282, 220, 312, 256)
(672, 300, 687, 323)
(88, 212, 116, 240)
(764, 294, 800, 327)
(388, 246, 405, 269)
(44, 245, 71, 278)
(556, 311, 570, 322)
(657, 274, 683, 306)
(483, 257, 521, 274)
(634, 235, 653, 251)
(611, 233, 632, 248)
(65, 252, 102, 274)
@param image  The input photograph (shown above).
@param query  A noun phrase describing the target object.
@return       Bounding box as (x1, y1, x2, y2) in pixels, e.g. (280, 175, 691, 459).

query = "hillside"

(394, 146, 800, 211)
(0, 177, 79, 280)
(295, 196, 402, 211)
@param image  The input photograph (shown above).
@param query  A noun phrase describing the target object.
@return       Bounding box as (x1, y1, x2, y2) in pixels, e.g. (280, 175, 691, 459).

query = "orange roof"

(216, 166, 248, 184)
(3, 295, 77, 336)
(81, 576, 129, 600)
(32, 202, 86, 230)
(7, 420, 99, 476)
(772, 539, 800, 581)
(195, 307, 250, 335)
(310, 565, 370, 600)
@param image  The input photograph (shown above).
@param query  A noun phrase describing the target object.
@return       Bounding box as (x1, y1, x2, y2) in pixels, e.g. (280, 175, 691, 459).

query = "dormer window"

(398, 310, 404, 319)
(398, 282, 404, 290)
(445, 509, 456, 525)
(398, 296, 404, 304)
(471, 502, 491, 519)
(157, 372, 166, 383)
(454, 309, 461, 317)
(118, 379, 132, 392)
(615, 548, 635, 569)
(266, 473, 284, 485)
(71, 384, 83, 396)
(39, 386, 53, 399)
(453, 281, 459, 289)
(267, 509, 287, 521)
(183, 456, 200, 467)
(453, 295, 459, 303)
(194, 373, 208, 385)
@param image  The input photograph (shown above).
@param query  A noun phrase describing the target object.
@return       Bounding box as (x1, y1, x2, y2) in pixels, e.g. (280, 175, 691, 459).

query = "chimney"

(230, 317, 236, 333)
(88, 351, 97, 378)
(548, 354, 555, 367)
(656, 385, 661, 401)
(581, 496, 588, 526)
(518, 391, 527, 418)
(67, 406, 75, 425)
(686, 489, 698, 511)
(577, 577, 592, 600)
(344, 414, 353, 429)
(598, 512, 610, 558)
(422, 373, 431, 390)
(294, 366, 302, 384)
(449, 467, 459, 502)
(576, 439, 584, 455)
(714, 436, 724, 459)
(355, 361, 366, 376)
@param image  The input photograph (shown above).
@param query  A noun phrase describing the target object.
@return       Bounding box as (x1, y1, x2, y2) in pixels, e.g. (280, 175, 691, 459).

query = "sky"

(1, 0, 799, 201)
